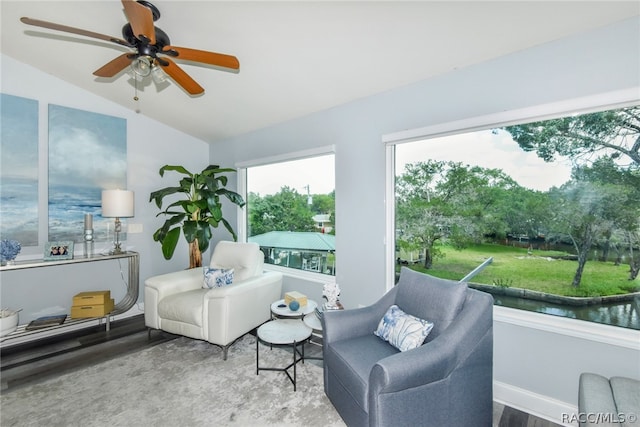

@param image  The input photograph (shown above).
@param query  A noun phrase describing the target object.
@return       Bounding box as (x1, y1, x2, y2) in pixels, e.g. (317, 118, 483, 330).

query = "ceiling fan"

(20, 0, 239, 95)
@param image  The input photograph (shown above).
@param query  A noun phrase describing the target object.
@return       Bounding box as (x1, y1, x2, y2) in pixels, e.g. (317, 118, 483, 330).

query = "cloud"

(396, 129, 572, 191)
(48, 106, 127, 188)
(248, 154, 335, 196)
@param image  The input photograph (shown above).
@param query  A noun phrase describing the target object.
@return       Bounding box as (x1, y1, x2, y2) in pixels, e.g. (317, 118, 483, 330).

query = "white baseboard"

(494, 381, 579, 427)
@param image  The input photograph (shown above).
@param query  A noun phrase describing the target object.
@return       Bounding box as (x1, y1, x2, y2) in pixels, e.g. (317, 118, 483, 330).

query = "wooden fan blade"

(93, 54, 133, 77)
(20, 17, 131, 47)
(163, 46, 239, 70)
(121, 0, 155, 45)
(160, 58, 204, 95)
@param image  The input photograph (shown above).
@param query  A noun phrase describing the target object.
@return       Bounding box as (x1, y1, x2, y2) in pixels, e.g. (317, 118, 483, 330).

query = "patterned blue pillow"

(203, 267, 234, 289)
(374, 304, 434, 352)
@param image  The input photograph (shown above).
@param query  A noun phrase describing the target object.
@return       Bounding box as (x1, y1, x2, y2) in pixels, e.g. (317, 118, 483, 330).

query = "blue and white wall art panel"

(0, 93, 39, 246)
(48, 104, 127, 243)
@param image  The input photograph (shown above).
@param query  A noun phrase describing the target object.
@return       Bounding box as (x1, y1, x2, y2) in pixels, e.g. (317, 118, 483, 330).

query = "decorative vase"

(323, 282, 341, 309)
(0, 239, 21, 265)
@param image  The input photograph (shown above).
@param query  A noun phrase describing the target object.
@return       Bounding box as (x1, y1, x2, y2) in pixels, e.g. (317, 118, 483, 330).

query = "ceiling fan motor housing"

(122, 24, 170, 58)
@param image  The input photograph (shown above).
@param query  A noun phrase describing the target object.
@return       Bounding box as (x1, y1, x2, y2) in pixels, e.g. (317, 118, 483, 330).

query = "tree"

(573, 158, 640, 280)
(546, 181, 615, 287)
(247, 186, 316, 236)
(396, 160, 524, 268)
(502, 106, 640, 166)
(310, 191, 335, 216)
(497, 187, 553, 242)
(503, 106, 640, 283)
(396, 160, 452, 268)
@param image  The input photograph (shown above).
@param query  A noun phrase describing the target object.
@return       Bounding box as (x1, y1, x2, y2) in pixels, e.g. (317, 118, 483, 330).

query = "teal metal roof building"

(249, 231, 335, 251)
(249, 231, 335, 275)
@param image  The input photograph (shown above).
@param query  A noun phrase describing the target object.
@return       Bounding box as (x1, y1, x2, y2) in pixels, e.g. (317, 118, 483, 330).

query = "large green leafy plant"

(150, 165, 245, 268)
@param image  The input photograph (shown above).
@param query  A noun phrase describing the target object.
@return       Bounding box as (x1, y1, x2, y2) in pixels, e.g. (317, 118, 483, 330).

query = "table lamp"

(101, 189, 135, 254)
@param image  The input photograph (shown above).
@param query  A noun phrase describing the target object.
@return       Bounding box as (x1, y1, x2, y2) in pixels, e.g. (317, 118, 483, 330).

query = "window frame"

(383, 87, 640, 317)
(236, 145, 337, 284)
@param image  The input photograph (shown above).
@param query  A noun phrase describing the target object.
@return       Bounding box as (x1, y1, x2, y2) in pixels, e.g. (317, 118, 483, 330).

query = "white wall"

(1, 54, 211, 323)
(210, 17, 640, 424)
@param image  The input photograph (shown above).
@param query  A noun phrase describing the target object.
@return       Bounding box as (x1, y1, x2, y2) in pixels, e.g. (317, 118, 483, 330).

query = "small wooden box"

(71, 298, 114, 318)
(284, 291, 308, 307)
(72, 290, 111, 306)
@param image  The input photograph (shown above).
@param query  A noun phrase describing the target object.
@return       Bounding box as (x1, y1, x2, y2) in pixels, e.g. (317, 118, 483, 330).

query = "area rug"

(0, 335, 346, 427)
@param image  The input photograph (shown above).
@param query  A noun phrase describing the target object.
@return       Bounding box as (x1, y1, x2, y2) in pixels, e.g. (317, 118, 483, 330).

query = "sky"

(48, 104, 127, 188)
(247, 154, 335, 196)
(395, 129, 573, 192)
(246, 129, 572, 197)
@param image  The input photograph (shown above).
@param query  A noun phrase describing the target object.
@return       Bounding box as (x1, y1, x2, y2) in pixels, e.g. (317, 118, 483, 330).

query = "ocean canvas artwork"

(0, 94, 39, 246)
(48, 104, 127, 243)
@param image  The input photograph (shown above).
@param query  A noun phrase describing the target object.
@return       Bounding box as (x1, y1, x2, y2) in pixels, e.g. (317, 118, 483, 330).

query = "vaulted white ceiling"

(2, 1, 638, 144)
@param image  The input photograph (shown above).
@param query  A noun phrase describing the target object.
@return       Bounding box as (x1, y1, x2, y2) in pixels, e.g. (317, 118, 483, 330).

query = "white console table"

(0, 251, 139, 346)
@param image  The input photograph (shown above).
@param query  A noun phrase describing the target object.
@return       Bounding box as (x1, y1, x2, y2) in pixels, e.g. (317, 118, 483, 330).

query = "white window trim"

(382, 87, 639, 146)
(236, 145, 336, 284)
(263, 263, 336, 285)
(235, 145, 336, 169)
(383, 86, 640, 315)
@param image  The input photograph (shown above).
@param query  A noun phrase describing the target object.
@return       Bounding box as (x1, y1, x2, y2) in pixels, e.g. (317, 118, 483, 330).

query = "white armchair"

(144, 241, 283, 359)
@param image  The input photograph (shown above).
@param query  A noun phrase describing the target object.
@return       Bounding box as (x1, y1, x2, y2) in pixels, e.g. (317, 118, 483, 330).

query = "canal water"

(494, 294, 640, 330)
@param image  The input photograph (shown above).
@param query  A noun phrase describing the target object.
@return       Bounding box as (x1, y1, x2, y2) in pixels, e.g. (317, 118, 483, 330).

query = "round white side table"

(256, 319, 312, 391)
(270, 299, 317, 318)
(303, 313, 322, 332)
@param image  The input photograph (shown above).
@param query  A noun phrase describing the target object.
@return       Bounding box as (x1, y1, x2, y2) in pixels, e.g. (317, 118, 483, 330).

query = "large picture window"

(242, 151, 335, 276)
(392, 104, 639, 329)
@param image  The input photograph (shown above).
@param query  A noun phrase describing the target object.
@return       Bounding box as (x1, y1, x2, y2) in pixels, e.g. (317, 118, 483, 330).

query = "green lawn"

(402, 243, 639, 297)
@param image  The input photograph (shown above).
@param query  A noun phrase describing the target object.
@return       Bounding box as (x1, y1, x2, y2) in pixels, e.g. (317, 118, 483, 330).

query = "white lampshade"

(101, 190, 135, 218)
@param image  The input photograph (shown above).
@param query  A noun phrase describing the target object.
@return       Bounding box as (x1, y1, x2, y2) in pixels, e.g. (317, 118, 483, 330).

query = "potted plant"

(149, 164, 245, 268)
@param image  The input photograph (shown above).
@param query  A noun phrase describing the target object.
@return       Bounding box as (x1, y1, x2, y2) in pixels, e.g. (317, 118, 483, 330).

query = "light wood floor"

(0, 315, 562, 427)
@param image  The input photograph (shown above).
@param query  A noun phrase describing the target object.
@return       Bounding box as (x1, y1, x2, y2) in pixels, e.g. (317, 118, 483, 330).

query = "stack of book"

(25, 314, 67, 330)
(316, 301, 344, 319)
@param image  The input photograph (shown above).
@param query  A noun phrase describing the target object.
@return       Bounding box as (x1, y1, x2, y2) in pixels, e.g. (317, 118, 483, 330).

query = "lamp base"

(110, 243, 124, 255)
(110, 217, 124, 254)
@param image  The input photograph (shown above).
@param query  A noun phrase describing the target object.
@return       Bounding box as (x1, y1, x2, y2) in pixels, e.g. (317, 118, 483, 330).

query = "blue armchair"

(322, 267, 494, 427)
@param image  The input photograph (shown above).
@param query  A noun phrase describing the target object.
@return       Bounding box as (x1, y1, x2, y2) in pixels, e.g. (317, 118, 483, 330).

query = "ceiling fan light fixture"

(151, 65, 167, 84)
(131, 56, 152, 77)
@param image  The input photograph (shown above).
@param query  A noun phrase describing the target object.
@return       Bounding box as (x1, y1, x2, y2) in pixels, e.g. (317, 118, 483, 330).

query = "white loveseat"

(145, 241, 283, 359)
